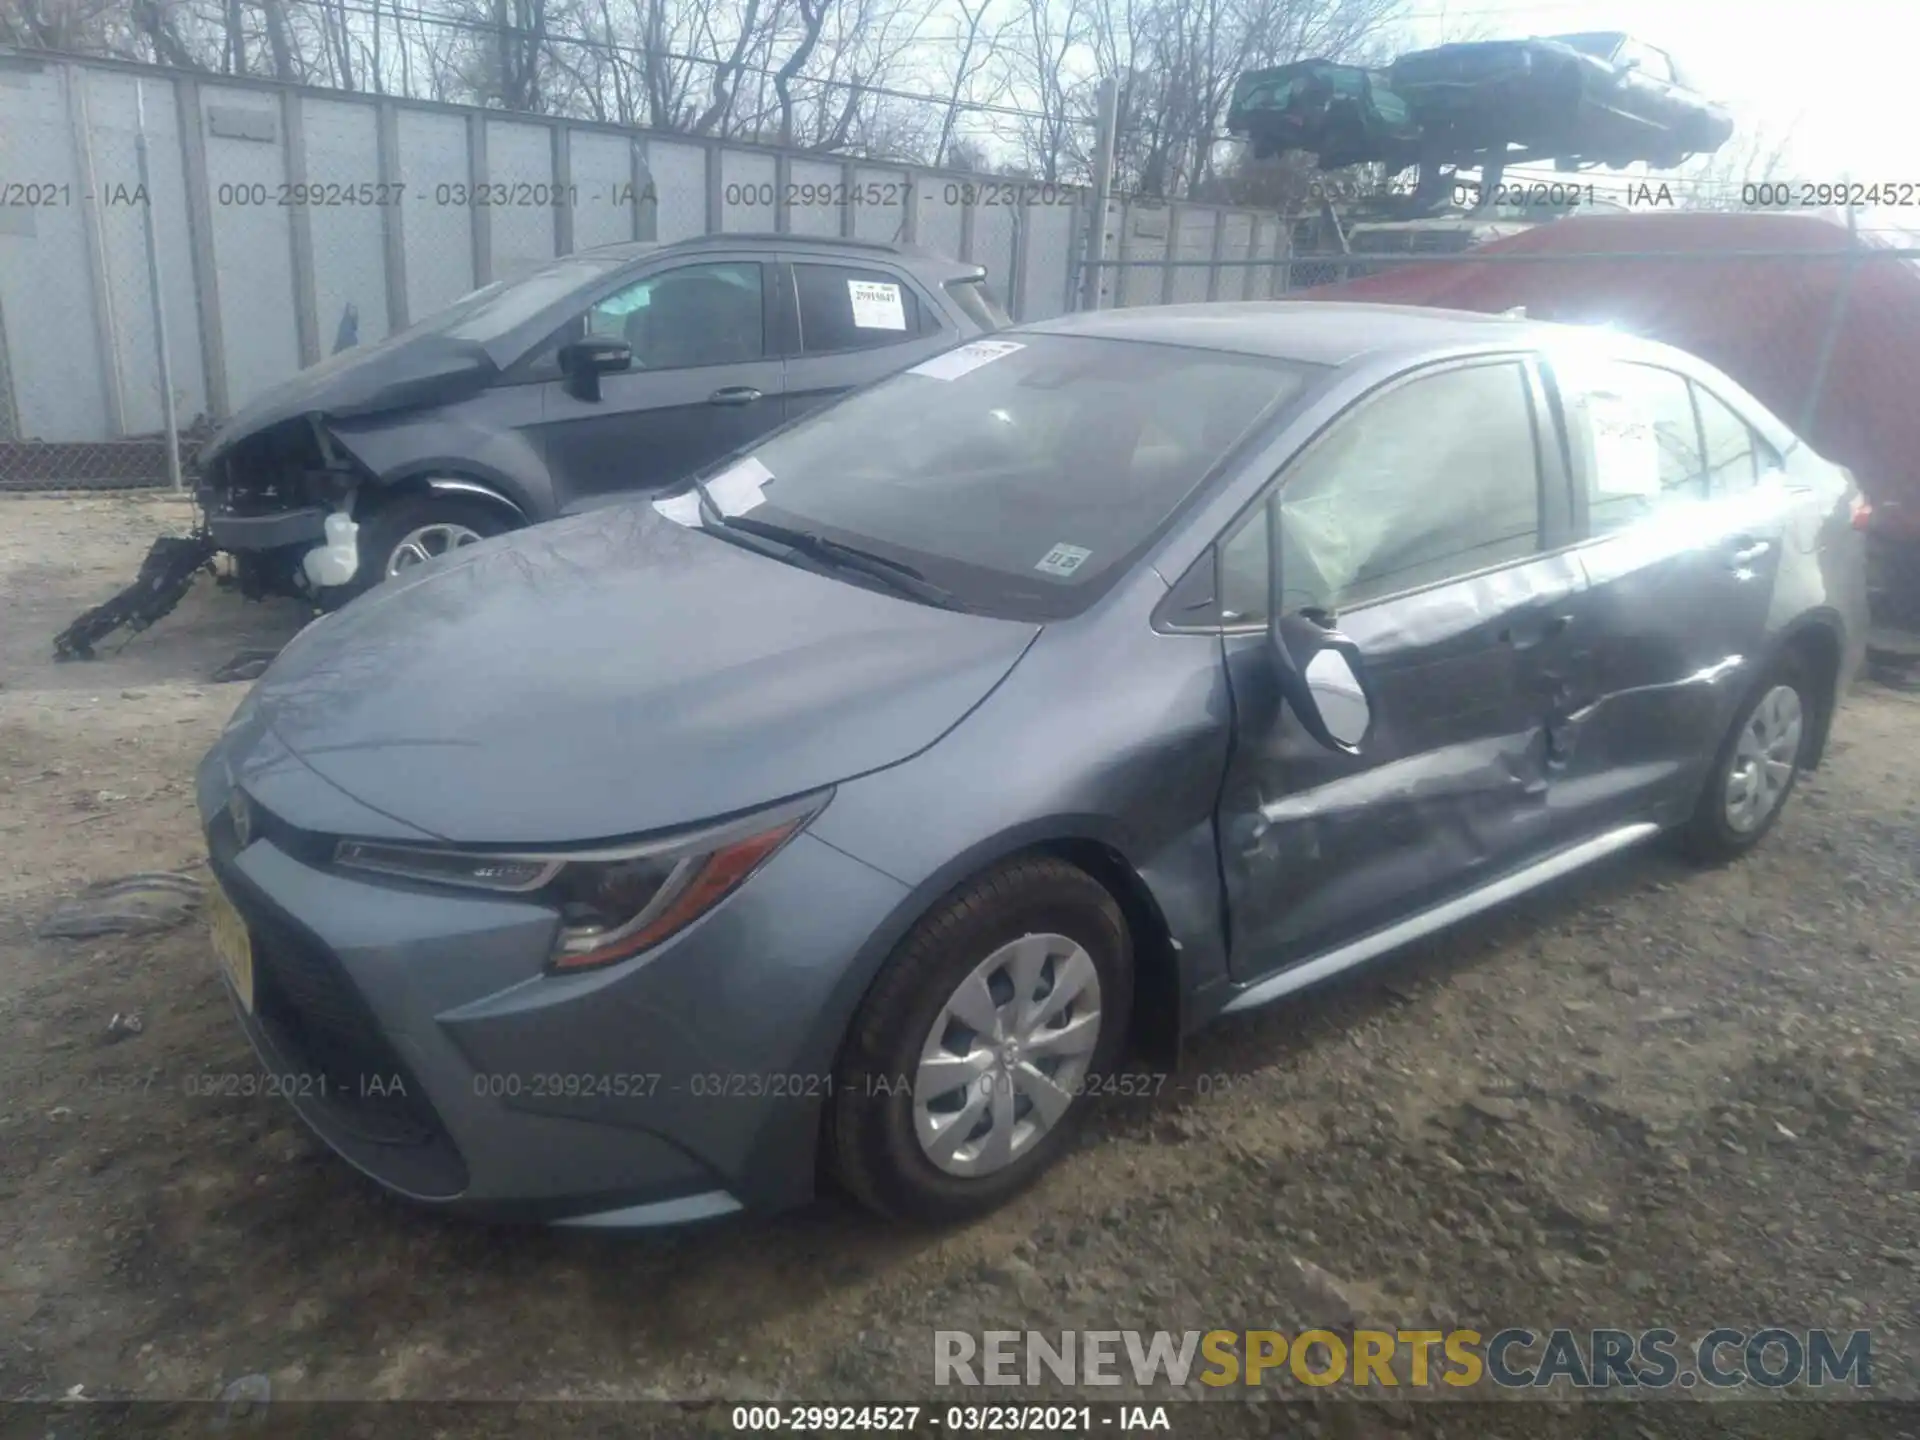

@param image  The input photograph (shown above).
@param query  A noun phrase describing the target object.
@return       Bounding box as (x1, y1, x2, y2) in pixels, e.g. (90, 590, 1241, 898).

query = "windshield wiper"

(688, 478, 960, 610)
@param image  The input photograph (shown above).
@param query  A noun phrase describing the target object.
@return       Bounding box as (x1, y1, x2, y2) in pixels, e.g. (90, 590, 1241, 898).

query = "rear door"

(779, 259, 957, 423)
(1211, 356, 1588, 978)
(522, 257, 785, 506)
(1542, 354, 1787, 832)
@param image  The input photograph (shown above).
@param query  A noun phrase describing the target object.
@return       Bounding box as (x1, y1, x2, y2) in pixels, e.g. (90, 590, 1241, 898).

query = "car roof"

(1020, 301, 1568, 368)
(576, 232, 986, 279)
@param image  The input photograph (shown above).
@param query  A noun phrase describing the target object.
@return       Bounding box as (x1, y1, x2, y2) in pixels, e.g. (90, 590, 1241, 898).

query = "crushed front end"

(197, 414, 370, 602)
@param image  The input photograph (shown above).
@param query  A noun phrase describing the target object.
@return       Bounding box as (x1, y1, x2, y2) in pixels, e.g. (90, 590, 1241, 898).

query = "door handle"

(1500, 614, 1571, 650)
(708, 386, 762, 406)
(1728, 538, 1773, 567)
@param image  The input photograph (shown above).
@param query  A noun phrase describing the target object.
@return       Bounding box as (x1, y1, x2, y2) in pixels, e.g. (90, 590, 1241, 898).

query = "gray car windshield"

(736, 334, 1320, 620)
(415, 254, 632, 345)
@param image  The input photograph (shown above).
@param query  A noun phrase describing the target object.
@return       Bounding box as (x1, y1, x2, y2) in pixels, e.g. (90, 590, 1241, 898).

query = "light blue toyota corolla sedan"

(197, 303, 1867, 1227)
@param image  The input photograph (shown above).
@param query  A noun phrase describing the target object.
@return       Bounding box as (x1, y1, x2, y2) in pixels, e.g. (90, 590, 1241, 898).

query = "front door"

(1543, 355, 1788, 832)
(1214, 357, 1587, 977)
(528, 259, 785, 506)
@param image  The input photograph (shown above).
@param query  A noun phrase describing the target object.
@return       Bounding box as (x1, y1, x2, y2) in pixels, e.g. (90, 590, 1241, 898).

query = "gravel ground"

(2, 495, 1916, 1434)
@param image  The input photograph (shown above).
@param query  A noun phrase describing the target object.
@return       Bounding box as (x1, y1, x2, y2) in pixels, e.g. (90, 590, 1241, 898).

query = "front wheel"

(1678, 656, 1812, 862)
(327, 493, 513, 606)
(827, 857, 1132, 1223)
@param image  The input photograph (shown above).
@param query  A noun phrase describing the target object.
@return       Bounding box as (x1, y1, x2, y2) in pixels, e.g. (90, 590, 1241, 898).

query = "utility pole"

(1080, 75, 1119, 312)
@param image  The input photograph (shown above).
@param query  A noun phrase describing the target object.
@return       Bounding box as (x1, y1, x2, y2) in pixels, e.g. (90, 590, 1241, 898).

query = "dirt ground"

(2, 494, 1917, 1425)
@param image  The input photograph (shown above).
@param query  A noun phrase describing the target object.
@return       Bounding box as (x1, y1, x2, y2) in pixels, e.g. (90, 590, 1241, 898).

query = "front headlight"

(333, 792, 828, 971)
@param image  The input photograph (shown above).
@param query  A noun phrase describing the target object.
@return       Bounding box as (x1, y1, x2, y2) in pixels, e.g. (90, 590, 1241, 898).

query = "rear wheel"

(827, 857, 1132, 1223)
(1678, 655, 1813, 862)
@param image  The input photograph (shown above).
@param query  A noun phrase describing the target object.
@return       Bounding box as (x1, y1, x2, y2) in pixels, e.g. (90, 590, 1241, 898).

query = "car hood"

(198, 331, 496, 468)
(244, 503, 1041, 845)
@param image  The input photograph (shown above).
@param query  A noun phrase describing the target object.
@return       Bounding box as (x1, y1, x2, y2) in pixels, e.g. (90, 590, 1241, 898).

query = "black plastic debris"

(53, 532, 217, 660)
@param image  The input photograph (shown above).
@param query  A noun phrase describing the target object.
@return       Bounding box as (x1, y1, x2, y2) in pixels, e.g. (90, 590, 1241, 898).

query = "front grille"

(245, 907, 440, 1147)
(208, 808, 454, 1153)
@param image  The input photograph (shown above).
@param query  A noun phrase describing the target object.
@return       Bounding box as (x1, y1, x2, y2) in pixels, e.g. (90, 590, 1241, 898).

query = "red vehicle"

(1299, 210, 1916, 617)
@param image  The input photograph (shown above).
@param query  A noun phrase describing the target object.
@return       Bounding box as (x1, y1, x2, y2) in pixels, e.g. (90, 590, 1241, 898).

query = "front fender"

(329, 410, 555, 521)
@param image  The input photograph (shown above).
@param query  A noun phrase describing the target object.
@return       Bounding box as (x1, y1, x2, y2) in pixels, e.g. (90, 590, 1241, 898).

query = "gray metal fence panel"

(973, 203, 1016, 312)
(0, 64, 101, 441)
(396, 108, 473, 321)
(917, 181, 964, 261)
(84, 70, 199, 432)
(1218, 212, 1253, 301)
(648, 140, 707, 244)
(721, 148, 777, 232)
(787, 158, 842, 236)
(570, 130, 637, 250)
(198, 85, 301, 411)
(303, 97, 390, 350)
(1116, 201, 1170, 308)
(1021, 200, 1076, 321)
(1170, 208, 1215, 305)
(852, 167, 908, 243)
(485, 118, 556, 273)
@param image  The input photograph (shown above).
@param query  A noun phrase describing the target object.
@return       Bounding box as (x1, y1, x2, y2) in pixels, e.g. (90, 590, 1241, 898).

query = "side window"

(1217, 362, 1545, 624)
(524, 261, 764, 377)
(1218, 499, 1271, 625)
(1559, 360, 1704, 536)
(1694, 384, 1762, 496)
(793, 264, 928, 354)
(1616, 39, 1673, 81)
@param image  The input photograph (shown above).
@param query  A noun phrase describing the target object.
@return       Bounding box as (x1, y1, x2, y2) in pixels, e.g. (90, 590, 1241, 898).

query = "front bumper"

(205, 505, 329, 552)
(196, 760, 910, 1226)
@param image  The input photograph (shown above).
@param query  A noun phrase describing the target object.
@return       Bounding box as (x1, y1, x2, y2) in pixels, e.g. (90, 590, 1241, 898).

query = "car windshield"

(1551, 31, 1626, 59)
(710, 334, 1321, 620)
(410, 253, 633, 345)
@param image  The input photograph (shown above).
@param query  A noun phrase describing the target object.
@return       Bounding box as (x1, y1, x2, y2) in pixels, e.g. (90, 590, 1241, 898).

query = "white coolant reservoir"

(302, 511, 360, 589)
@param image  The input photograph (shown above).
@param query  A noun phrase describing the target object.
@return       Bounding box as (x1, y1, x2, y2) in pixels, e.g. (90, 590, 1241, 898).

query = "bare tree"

(1678, 118, 1799, 211)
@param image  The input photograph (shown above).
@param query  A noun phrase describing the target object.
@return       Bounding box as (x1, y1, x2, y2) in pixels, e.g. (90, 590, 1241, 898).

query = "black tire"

(331, 493, 513, 605)
(1677, 653, 1814, 863)
(827, 856, 1132, 1223)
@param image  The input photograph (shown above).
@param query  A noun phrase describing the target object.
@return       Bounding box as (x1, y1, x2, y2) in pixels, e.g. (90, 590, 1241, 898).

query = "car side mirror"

(557, 336, 632, 402)
(1268, 609, 1374, 754)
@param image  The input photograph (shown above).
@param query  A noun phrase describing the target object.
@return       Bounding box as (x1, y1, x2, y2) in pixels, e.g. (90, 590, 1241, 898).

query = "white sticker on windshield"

(707, 455, 774, 514)
(1035, 542, 1092, 578)
(1587, 390, 1660, 498)
(909, 339, 1025, 381)
(652, 490, 704, 527)
(649, 456, 772, 528)
(848, 280, 906, 331)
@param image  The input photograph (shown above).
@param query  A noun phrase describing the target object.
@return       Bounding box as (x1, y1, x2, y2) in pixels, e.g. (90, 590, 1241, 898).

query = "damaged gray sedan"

(201, 234, 1000, 605)
(197, 304, 1866, 1227)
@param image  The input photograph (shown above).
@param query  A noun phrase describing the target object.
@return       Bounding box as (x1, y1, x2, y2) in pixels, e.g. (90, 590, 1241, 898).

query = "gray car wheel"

(828, 856, 1132, 1222)
(323, 494, 514, 607)
(1679, 652, 1814, 862)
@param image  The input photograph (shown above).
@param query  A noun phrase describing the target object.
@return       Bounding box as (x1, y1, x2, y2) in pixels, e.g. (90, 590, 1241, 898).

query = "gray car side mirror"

(558, 336, 632, 403)
(1269, 609, 1375, 755)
